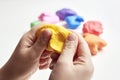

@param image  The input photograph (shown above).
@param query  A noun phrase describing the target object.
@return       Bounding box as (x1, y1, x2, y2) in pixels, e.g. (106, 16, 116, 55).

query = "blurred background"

(0, 0, 120, 80)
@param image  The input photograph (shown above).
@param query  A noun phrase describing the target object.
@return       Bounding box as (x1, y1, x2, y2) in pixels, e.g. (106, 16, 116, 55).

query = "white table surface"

(0, 0, 120, 80)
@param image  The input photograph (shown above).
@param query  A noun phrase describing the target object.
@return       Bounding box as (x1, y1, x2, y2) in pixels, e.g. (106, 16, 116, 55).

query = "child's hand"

(49, 33, 94, 80)
(0, 26, 52, 80)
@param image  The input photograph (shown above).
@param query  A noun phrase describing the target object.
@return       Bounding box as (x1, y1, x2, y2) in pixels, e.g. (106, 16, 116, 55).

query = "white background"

(0, 0, 120, 80)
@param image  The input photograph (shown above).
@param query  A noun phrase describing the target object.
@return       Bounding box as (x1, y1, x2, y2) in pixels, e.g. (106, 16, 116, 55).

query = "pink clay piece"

(82, 21, 103, 36)
(38, 12, 60, 24)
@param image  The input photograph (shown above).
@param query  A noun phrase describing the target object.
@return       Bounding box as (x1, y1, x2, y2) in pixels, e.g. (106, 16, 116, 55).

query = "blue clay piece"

(65, 15, 84, 29)
(56, 8, 77, 20)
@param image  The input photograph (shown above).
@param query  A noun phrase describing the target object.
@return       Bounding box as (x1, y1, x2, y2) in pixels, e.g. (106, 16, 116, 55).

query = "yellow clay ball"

(36, 24, 71, 53)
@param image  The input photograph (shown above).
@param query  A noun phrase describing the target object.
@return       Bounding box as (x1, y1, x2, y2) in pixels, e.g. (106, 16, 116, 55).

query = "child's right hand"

(49, 33, 94, 80)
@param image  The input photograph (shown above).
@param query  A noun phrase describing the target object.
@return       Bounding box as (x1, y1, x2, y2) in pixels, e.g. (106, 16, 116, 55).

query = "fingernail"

(41, 29, 52, 41)
(67, 33, 76, 41)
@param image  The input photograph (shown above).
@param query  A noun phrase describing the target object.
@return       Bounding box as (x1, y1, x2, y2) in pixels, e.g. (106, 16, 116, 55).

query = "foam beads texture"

(31, 20, 41, 28)
(65, 15, 84, 29)
(82, 21, 103, 36)
(36, 24, 71, 53)
(56, 8, 77, 20)
(82, 33, 107, 55)
(38, 12, 60, 24)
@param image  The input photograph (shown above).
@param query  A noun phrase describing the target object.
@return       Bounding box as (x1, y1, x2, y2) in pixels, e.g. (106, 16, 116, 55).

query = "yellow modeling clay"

(36, 24, 71, 53)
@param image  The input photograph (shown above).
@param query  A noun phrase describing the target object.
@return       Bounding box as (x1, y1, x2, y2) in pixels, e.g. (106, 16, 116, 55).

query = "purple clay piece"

(56, 8, 77, 20)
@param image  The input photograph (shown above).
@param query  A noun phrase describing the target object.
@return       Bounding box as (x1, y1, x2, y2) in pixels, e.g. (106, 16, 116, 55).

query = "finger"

(51, 53, 60, 61)
(49, 60, 55, 70)
(57, 33, 78, 64)
(32, 29, 52, 57)
(75, 34, 91, 62)
(49, 53, 59, 70)
(77, 34, 91, 57)
(29, 23, 43, 36)
(40, 50, 53, 59)
(17, 24, 42, 48)
(39, 57, 50, 64)
(39, 58, 52, 69)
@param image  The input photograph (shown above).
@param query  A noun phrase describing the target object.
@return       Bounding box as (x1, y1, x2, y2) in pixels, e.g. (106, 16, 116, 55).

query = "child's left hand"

(0, 25, 52, 80)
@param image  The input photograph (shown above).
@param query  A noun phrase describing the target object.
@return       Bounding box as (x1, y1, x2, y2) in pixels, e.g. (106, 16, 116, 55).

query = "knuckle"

(65, 41, 76, 49)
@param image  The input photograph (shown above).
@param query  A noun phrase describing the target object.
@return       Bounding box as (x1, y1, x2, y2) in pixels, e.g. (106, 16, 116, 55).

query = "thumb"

(57, 33, 78, 64)
(32, 29, 52, 58)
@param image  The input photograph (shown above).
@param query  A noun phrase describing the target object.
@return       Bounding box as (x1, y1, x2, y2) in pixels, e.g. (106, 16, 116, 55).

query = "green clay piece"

(31, 20, 41, 28)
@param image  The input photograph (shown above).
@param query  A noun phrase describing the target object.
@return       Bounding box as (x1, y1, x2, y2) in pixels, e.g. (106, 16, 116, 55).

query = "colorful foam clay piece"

(31, 20, 41, 28)
(82, 33, 107, 55)
(65, 15, 84, 29)
(38, 12, 60, 24)
(56, 8, 77, 20)
(36, 24, 71, 53)
(82, 21, 103, 36)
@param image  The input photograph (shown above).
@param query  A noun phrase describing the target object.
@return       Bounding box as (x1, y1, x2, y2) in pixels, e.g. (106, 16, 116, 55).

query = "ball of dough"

(36, 24, 71, 53)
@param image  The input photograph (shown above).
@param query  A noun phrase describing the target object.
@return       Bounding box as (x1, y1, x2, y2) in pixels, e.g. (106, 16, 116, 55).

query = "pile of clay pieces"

(31, 8, 107, 56)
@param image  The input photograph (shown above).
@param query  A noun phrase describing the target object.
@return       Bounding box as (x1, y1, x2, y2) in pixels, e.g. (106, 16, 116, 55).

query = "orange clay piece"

(82, 33, 107, 55)
(36, 24, 71, 53)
